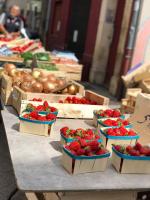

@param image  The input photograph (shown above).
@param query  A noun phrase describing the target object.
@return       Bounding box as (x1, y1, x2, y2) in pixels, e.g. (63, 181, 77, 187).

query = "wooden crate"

(61, 148, 110, 175)
(19, 115, 56, 137)
(121, 99, 135, 114)
(12, 81, 85, 114)
(140, 79, 150, 93)
(20, 90, 109, 118)
(100, 127, 139, 152)
(1, 73, 13, 105)
(112, 147, 150, 174)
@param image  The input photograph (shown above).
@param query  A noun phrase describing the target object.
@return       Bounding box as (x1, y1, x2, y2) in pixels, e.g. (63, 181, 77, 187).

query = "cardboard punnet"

(129, 93, 150, 144)
(19, 115, 56, 137)
(99, 127, 139, 152)
(62, 148, 110, 175)
(112, 147, 150, 174)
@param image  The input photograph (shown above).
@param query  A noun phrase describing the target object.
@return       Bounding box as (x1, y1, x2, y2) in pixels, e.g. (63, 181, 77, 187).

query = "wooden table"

(1, 107, 150, 200)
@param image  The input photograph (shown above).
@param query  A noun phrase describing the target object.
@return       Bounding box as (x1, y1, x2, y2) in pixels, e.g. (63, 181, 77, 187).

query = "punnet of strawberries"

(64, 139, 109, 156)
(22, 111, 56, 121)
(104, 126, 137, 136)
(102, 118, 130, 127)
(113, 143, 150, 156)
(94, 109, 121, 118)
(25, 101, 58, 113)
(60, 127, 100, 140)
(59, 96, 98, 105)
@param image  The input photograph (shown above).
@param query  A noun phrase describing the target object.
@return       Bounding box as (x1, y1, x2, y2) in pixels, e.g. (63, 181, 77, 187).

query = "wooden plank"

(25, 192, 39, 200)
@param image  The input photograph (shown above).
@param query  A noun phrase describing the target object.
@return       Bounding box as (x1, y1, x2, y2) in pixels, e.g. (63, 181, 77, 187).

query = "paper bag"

(129, 93, 150, 144)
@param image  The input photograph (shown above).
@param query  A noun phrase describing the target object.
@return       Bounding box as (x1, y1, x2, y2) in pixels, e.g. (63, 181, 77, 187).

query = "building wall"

(131, 0, 150, 67)
(90, 0, 118, 84)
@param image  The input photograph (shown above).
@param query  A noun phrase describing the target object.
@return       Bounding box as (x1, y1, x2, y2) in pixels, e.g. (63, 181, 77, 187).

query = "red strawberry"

(43, 101, 49, 108)
(50, 107, 57, 112)
(23, 114, 29, 119)
(88, 140, 99, 151)
(113, 110, 121, 117)
(69, 141, 81, 151)
(96, 149, 107, 155)
(37, 116, 47, 121)
(126, 145, 133, 153)
(36, 105, 44, 111)
(140, 147, 150, 155)
(129, 149, 140, 156)
(128, 130, 136, 136)
(60, 127, 69, 134)
(29, 111, 39, 119)
(79, 139, 87, 147)
(134, 142, 142, 151)
(46, 113, 56, 120)
(76, 148, 85, 156)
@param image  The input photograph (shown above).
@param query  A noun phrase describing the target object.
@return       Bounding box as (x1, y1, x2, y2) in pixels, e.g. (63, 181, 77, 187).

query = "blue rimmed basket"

(60, 132, 102, 144)
(97, 119, 132, 129)
(62, 147, 110, 174)
(112, 146, 150, 174)
(19, 115, 56, 137)
(100, 128, 139, 152)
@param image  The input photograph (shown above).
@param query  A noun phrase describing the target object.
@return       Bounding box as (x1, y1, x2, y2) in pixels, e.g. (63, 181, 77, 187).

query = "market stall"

(2, 108, 150, 200)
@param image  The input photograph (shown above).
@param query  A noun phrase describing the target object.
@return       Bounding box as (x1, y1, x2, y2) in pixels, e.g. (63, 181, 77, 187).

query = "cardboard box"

(19, 90, 109, 119)
(100, 127, 139, 152)
(12, 81, 84, 114)
(1, 73, 13, 105)
(139, 79, 150, 93)
(61, 148, 110, 174)
(112, 147, 150, 174)
(19, 114, 56, 137)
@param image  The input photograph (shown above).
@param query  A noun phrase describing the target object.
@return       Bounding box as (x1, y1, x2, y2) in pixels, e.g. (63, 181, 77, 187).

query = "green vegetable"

(35, 53, 50, 62)
(38, 63, 58, 71)
(21, 52, 33, 62)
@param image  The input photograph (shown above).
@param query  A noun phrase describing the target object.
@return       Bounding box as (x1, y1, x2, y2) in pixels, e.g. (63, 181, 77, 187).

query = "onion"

(21, 81, 32, 92)
(43, 82, 56, 93)
(68, 85, 78, 95)
(4, 63, 16, 73)
(57, 79, 66, 87)
(62, 88, 68, 94)
(8, 69, 17, 77)
(23, 74, 34, 82)
(38, 76, 48, 83)
(32, 70, 41, 79)
(32, 82, 43, 93)
(47, 74, 57, 83)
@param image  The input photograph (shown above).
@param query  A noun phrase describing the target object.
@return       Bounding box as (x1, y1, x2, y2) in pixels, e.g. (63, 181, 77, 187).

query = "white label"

(73, 30, 78, 43)
(56, 21, 61, 31)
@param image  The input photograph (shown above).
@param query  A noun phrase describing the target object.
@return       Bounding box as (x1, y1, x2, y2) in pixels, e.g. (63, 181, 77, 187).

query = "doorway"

(67, 0, 91, 59)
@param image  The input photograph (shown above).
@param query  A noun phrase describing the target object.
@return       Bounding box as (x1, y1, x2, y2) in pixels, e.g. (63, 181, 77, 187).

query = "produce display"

(64, 140, 109, 156)
(60, 127, 101, 141)
(35, 53, 50, 61)
(0, 45, 13, 56)
(59, 96, 97, 105)
(22, 111, 56, 122)
(94, 109, 122, 118)
(102, 126, 137, 136)
(37, 63, 58, 71)
(99, 118, 130, 127)
(21, 52, 33, 62)
(3, 63, 79, 94)
(113, 143, 150, 157)
(24, 101, 58, 114)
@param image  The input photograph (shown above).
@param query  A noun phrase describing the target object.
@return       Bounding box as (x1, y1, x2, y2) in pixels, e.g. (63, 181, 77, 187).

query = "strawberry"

(79, 139, 87, 147)
(43, 101, 49, 109)
(139, 147, 150, 155)
(60, 127, 69, 134)
(113, 110, 121, 117)
(88, 140, 99, 151)
(126, 145, 133, 153)
(36, 105, 44, 111)
(134, 142, 142, 151)
(46, 113, 56, 120)
(37, 116, 47, 121)
(128, 149, 140, 156)
(114, 145, 125, 153)
(69, 141, 81, 151)
(76, 148, 85, 156)
(29, 111, 39, 119)
(50, 107, 57, 112)
(23, 114, 29, 119)
(96, 149, 107, 155)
